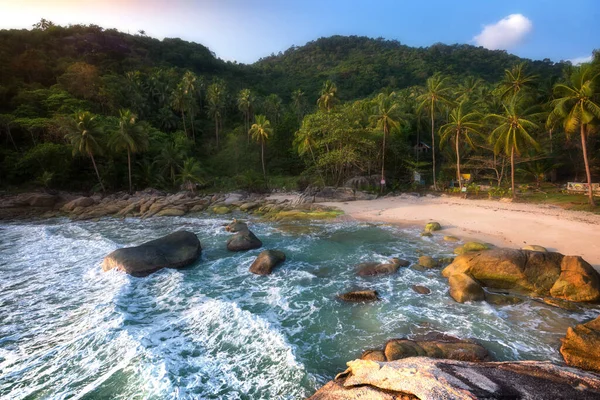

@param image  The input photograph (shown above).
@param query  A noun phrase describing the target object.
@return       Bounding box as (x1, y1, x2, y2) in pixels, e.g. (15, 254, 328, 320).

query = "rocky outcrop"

(561, 316, 600, 373)
(227, 230, 262, 251)
(448, 273, 485, 303)
(356, 258, 409, 276)
(379, 335, 489, 362)
(295, 186, 377, 204)
(61, 196, 95, 211)
(523, 244, 548, 252)
(338, 290, 380, 302)
(442, 248, 600, 302)
(308, 358, 600, 400)
(249, 250, 286, 275)
(102, 231, 201, 276)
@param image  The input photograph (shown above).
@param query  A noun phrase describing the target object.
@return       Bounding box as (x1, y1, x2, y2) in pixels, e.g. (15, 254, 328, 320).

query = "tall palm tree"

(110, 109, 149, 193)
(182, 70, 200, 142)
(498, 63, 538, 101)
(439, 102, 482, 189)
(291, 89, 306, 123)
(417, 73, 454, 189)
(487, 100, 541, 199)
(171, 84, 189, 136)
(370, 92, 402, 191)
(249, 115, 273, 180)
(548, 65, 600, 206)
(317, 80, 338, 112)
(237, 88, 253, 140)
(64, 111, 106, 192)
(206, 80, 226, 147)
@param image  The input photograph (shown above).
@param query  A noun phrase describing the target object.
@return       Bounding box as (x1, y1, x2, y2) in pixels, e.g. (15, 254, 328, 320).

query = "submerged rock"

(356, 258, 409, 276)
(442, 248, 600, 302)
(102, 231, 201, 277)
(227, 230, 262, 251)
(249, 250, 286, 275)
(411, 285, 431, 295)
(338, 290, 380, 302)
(308, 358, 600, 400)
(561, 316, 600, 373)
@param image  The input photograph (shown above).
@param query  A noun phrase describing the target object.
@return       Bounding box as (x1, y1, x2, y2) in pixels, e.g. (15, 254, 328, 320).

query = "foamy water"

(0, 216, 596, 399)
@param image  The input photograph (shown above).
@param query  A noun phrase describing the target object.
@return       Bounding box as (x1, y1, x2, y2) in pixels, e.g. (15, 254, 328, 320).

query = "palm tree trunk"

(181, 110, 187, 136)
(381, 125, 387, 193)
(261, 139, 266, 181)
(190, 114, 196, 142)
(431, 104, 437, 190)
(581, 124, 596, 206)
(456, 129, 462, 189)
(511, 146, 516, 199)
(127, 149, 132, 194)
(89, 152, 105, 192)
(215, 118, 219, 147)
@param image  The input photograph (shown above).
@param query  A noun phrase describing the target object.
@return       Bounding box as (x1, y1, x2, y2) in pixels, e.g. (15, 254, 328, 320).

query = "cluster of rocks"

(294, 186, 377, 204)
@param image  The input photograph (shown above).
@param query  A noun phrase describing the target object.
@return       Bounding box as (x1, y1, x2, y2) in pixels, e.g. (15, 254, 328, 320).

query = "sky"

(0, 0, 597, 64)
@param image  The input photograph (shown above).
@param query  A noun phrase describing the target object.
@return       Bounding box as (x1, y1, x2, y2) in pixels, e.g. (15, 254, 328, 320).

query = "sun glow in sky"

(0, 0, 597, 64)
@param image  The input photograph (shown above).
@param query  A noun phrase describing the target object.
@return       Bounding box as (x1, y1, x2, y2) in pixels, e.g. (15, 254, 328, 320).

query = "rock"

(239, 202, 260, 212)
(225, 219, 249, 233)
(424, 222, 441, 232)
(485, 292, 524, 306)
(411, 285, 431, 295)
(211, 205, 231, 214)
(443, 235, 460, 242)
(448, 273, 485, 303)
(417, 256, 439, 269)
(249, 250, 286, 275)
(308, 358, 600, 400)
(383, 336, 489, 362)
(463, 241, 490, 251)
(523, 244, 548, 252)
(101, 231, 201, 277)
(442, 248, 600, 302)
(61, 196, 95, 212)
(357, 258, 409, 276)
(19, 193, 58, 207)
(227, 230, 262, 251)
(420, 231, 433, 237)
(542, 298, 580, 311)
(453, 246, 466, 255)
(338, 290, 380, 302)
(156, 207, 186, 217)
(561, 316, 600, 373)
(360, 350, 387, 362)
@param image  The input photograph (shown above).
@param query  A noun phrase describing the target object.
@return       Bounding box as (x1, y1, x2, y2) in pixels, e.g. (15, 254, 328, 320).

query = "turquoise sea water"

(0, 216, 596, 399)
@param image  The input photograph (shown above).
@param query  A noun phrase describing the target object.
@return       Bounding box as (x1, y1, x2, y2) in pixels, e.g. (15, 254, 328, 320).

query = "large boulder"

(308, 358, 600, 400)
(448, 273, 485, 303)
(356, 258, 409, 276)
(102, 231, 201, 277)
(249, 250, 286, 275)
(382, 336, 489, 362)
(61, 196, 95, 212)
(227, 230, 262, 251)
(442, 248, 600, 302)
(561, 316, 600, 373)
(225, 219, 249, 233)
(417, 255, 439, 269)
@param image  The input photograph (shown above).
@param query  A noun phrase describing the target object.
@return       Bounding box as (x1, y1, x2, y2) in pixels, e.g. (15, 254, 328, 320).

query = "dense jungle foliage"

(0, 21, 599, 204)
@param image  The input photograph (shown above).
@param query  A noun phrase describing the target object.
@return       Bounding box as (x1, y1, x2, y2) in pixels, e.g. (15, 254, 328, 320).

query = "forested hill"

(254, 35, 566, 100)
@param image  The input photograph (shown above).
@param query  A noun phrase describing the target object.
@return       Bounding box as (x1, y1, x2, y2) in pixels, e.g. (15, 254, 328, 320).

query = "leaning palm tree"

(370, 92, 402, 191)
(64, 111, 106, 192)
(110, 109, 149, 193)
(438, 102, 482, 189)
(249, 115, 273, 180)
(487, 100, 541, 199)
(548, 64, 600, 206)
(237, 88, 253, 140)
(417, 73, 454, 189)
(317, 80, 338, 112)
(498, 63, 538, 101)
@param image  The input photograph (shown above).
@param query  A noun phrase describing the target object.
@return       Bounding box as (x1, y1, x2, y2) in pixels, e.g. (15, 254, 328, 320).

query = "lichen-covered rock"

(156, 207, 186, 217)
(249, 250, 286, 275)
(211, 205, 231, 214)
(102, 231, 201, 277)
(523, 244, 547, 252)
(356, 258, 409, 276)
(444, 235, 460, 242)
(561, 316, 600, 373)
(424, 222, 441, 232)
(308, 358, 600, 400)
(226, 230, 262, 251)
(338, 290, 380, 302)
(448, 273, 485, 303)
(417, 255, 439, 269)
(463, 241, 490, 251)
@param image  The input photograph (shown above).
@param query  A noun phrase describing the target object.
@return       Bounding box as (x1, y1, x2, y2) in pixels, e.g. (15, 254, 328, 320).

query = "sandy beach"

(319, 195, 600, 269)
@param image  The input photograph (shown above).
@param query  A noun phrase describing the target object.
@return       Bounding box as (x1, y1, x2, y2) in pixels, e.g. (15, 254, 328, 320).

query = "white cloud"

(473, 14, 533, 50)
(568, 55, 593, 65)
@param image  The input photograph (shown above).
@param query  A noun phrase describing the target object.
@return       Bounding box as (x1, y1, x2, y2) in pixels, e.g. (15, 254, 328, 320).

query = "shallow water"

(0, 216, 596, 399)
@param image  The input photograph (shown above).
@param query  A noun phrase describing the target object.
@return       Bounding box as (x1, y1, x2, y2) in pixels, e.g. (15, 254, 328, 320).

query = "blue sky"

(1, 0, 598, 64)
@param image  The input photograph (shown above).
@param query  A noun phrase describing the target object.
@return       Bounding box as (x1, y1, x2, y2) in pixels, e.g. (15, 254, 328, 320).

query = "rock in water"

(102, 231, 201, 277)
(227, 230, 262, 251)
(308, 358, 600, 400)
(411, 285, 431, 295)
(448, 273, 485, 303)
(338, 290, 380, 302)
(249, 250, 286, 275)
(225, 219, 249, 233)
(356, 258, 409, 276)
(383, 336, 489, 362)
(561, 316, 600, 373)
(417, 255, 439, 269)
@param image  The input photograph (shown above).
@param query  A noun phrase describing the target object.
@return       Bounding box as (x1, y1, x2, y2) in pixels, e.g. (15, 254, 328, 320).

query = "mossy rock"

(268, 209, 343, 222)
(418, 256, 439, 269)
(463, 242, 490, 252)
(444, 236, 460, 242)
(454, 246, 466, 255)
(211, 206, 232, 215)
(425, 222, 442, 232)
(420, 231, 433, 237)
(522, 245, 547, 252)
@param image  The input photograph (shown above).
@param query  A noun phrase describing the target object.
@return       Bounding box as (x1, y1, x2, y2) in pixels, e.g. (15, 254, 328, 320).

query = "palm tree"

(370, 92, 402, 191)
(498, 63, 538, 101)
(487, 100, 541, 199)
(237, 88, 253, 141)
(177, 157, 205, 193)
(548, 64, 600, 206)
(264, 94, 283, 125)
(294, 124, 324, 184)
(182, 71, 200, 142)
(249, 115, 273, 180)
(291, 89, 306, 123)
(64, 111, 106, 192)
(155, 142, 183, 186)
(317, 80, 338, 112)
(438, 102, 482, 189)
(206, 80, 226, 147)
(171, 84, 189, 136)
(417, 73, 454, 189)
(110, 109, 149, 193)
